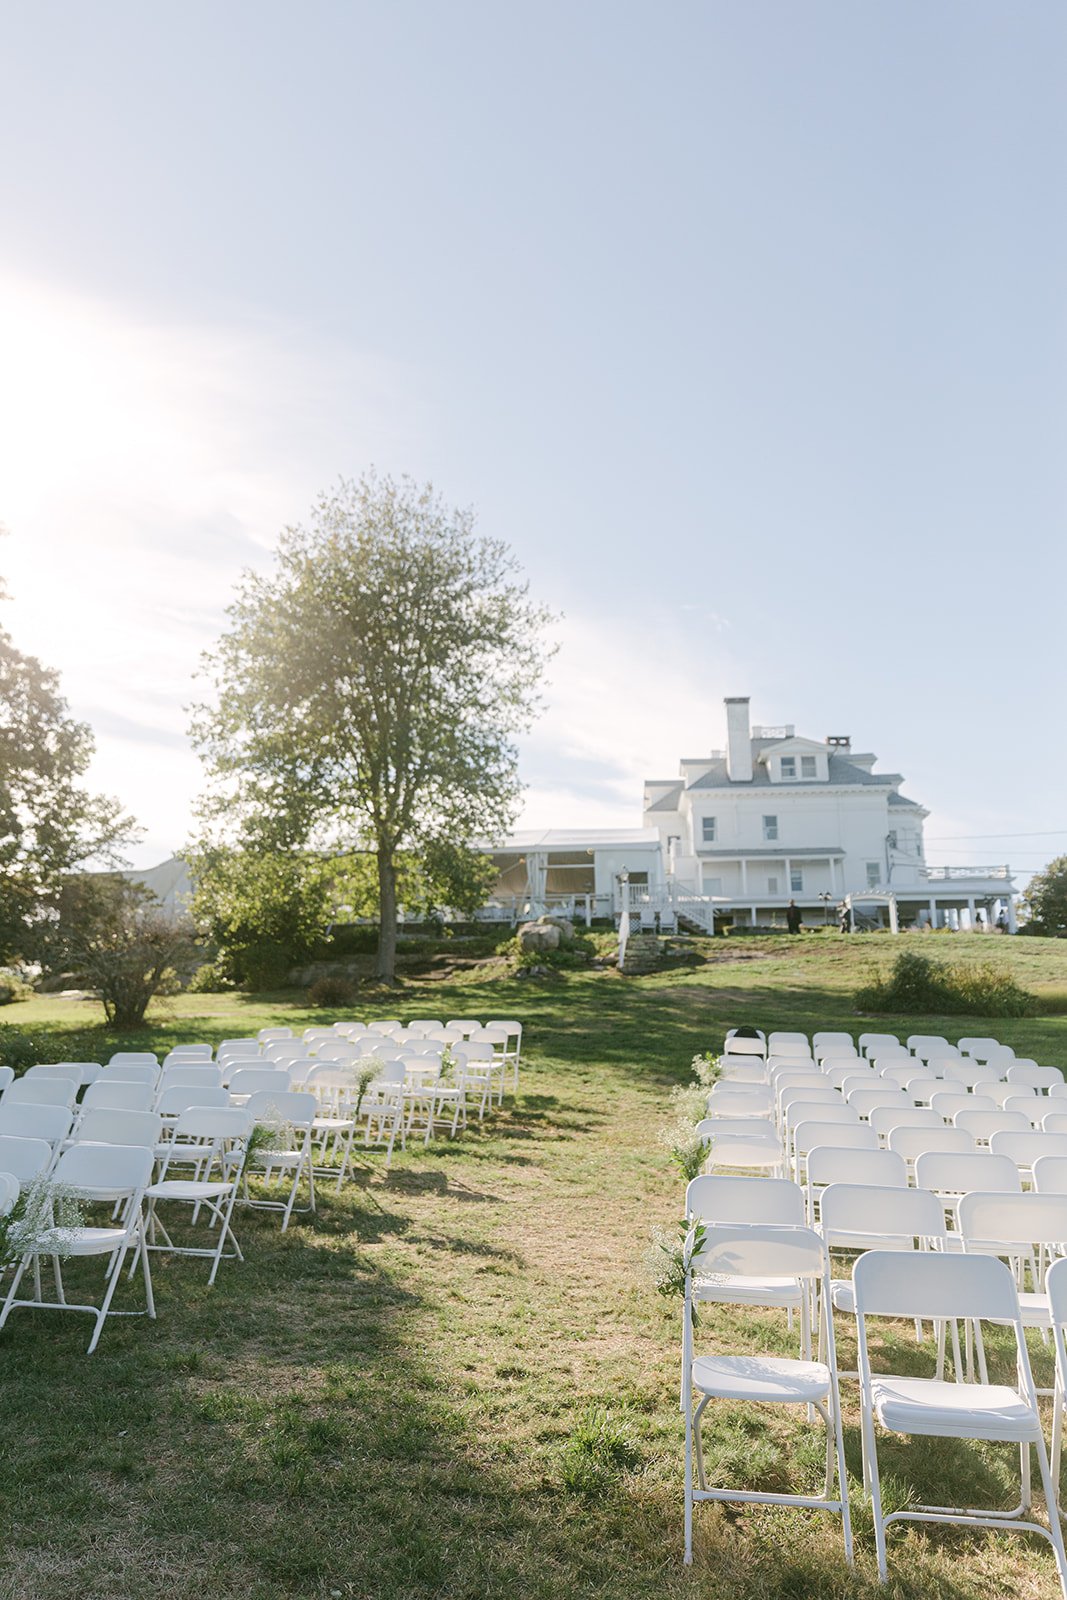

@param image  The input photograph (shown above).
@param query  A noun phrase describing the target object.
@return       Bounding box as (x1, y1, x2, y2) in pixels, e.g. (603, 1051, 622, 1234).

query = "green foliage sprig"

(658, 1118, 712, 1183)
(647, 1218, 709, 1322)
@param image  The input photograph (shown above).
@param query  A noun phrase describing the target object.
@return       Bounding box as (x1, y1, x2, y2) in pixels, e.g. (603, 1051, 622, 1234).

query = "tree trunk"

(376, 845, 398, 982)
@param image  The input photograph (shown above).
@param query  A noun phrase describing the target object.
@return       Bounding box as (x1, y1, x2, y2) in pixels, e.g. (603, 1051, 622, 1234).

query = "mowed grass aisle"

(2, 934, 1067, 1598)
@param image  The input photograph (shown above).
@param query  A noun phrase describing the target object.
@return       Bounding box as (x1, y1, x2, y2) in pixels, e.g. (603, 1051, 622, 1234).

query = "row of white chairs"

(725, 1027, 1027, 1065)
(680, 1168, 1067, 1589)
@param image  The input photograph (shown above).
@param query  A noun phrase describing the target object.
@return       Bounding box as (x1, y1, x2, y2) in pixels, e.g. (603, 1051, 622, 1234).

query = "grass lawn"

(1, 932, 1067, 1599)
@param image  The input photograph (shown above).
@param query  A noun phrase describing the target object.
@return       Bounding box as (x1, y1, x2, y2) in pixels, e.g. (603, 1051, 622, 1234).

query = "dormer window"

(801, 755, 817, 778)
(780, 756, 796, 779)
(701, 816, 716, 843)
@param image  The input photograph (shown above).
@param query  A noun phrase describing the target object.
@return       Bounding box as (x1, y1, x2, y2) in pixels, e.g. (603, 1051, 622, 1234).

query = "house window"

(887, 830, 898, 849)
(701, 816, 716, 843)
(801, 755, 817, 778)
(780, 756, 796, 779)
(767, 875, 779, 895)
(763, 815, 778, 841)
(790, 868, 803, 893)
(866, 862, 881, 888)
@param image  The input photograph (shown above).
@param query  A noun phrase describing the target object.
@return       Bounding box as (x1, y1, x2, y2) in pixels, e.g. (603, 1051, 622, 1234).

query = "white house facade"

(641, 697, 1014, 931)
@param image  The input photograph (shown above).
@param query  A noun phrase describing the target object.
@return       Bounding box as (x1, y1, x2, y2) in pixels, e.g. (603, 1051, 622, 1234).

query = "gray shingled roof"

(686, 752, 898, 790)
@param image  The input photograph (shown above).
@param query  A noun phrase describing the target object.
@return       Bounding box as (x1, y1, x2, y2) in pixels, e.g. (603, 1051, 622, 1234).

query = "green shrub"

(306, 974, 358, 1008)
(0, 973, 33, 1005)
(186, 962, 235, 994)
(855, 951, 1033, 1018)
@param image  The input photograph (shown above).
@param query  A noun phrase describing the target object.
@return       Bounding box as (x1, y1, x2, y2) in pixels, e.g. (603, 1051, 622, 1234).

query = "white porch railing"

(922, 865, 1012, 882)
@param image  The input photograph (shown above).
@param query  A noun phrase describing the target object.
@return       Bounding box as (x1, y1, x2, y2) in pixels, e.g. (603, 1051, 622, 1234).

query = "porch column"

(739, 858, 748, 896)
(828, 857, 836, 895)
(750, 906, 757, 927)
(1007, 897, 1018, 934)
(888, 896, 899, 935)
(784, 855, 792, 896)
(928, 897, 937, 930)
(967, 896, 975, 931)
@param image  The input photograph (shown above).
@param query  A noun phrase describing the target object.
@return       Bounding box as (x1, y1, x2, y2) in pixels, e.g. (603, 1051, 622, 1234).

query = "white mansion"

(483, 696, 1015, 933)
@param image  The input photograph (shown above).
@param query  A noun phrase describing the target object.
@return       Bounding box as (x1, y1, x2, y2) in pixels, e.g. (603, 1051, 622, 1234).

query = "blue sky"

(1, 2, 1064, 878)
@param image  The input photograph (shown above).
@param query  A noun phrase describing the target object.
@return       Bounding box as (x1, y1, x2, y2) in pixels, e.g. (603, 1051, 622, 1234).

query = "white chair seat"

(312, 1116, 354, 1133)
(693, 1354, 830, 1404)
(830, 1281, 856, 1313)
(146, 1179, 233, 1203)
(694, 1273, 803, 1308)
(45, 1225, 129, 1257)
(871, 1376, 1043, 1441)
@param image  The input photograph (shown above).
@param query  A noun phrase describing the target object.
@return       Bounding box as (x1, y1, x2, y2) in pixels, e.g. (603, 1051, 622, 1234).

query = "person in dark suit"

(786, 900, 802, 934)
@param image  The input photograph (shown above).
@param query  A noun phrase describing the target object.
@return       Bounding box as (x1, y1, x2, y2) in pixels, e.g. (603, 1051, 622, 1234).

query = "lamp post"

(819, 891, 833, 927)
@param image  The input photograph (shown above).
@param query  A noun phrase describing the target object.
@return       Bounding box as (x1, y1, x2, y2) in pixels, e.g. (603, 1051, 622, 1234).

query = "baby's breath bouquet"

(0, 1175, 84, 1269)
(691, 1051, 723, 1089)
(658, 1117, 711, 1183)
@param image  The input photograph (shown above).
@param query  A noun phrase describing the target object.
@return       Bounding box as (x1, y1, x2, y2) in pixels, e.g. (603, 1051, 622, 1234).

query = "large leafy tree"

(1021, 856, 1067, 937)
(0, 618, 136, 961)
(191, 473, 553, 981)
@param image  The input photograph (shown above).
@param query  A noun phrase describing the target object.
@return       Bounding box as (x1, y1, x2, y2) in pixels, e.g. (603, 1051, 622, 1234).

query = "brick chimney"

(725, 697, 753, 782)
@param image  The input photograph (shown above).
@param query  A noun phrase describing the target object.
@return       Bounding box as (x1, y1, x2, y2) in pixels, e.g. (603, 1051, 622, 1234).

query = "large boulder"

(519, 921, 561, 953)
(538, 914, 575, 941)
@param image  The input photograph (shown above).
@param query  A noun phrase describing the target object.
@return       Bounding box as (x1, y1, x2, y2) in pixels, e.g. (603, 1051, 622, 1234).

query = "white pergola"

(842, 891, 899, 935)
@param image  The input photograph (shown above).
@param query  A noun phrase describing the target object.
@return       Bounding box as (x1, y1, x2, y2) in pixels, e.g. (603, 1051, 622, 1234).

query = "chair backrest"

(228, 1067, 294, 1097)
(685, 1174, 804, 1224)
(447, 1018, 485, 1036)
(169, 1105, 254, 1142)
(779, 1082, 838, 1111)
(914, 1150, 1022, 1197)
(257, 1028, 293, 1043)
(690, 1222, 827, 1283)
(108, 1052, 159, 1067)
(906, 1035, 951, 1056)
(98, 1063, 159, 1085)
(695, 1116, 778, 1143)
(959, 1189, 1067, 1251)
(930, 1092, 996, 1121)
(720, 1036, 766, 1058)
(0, 1067, 13, 1093)
(81, 1079, 156, 1113)
(820, 1183, 946, 1248)
(886, 1124, 977, 1161)
(0, 1102, 73, 1145)
(53, 1141, 154, 1197)
(990, 1131, 1067, 1166)
(812, 1032, 853, 1048)
(848, 1090, 911, 1121)
(158, 1065, 224, 1092)
(868, 1105, 942, 1139)
(958, 1036, 1006, 1061)
(1044, 1114, 1067, 1136)
(0, 1134, 52, 1182)
(367, 1020, 403, 1035)
(707, 1084, 774, 1113)
(989, 1081, 1039, 1109)
(859, 1033, 900, 1056)
(853, 1247, 1022, 1322)
(0, 1172, 18, 1216)
(3, 1076, 78, 1108)
(1045, 1255, 1067, 1327)
(792, 1120, 878, 1156)
(164, 1045, 214, 1063)
(1034, 1156, 1067, 1194)
(156, 1085, 231, 1117)
(24, 1063, 84, 1085)
(725, 1026, 766, 1042)
(943, 1060, 1007, 1088)
(767, 1031, 808, 1049)
(243, 1090, 317, 1128)
(406, 1019, 444, 1036)
(955, 1109, 1031, 1142)
(718, 1060, 768, 1084)
(806, 1145, 907, 1191)
(784, 1100, 859, 1133)
(368, 1061, 407, 1088)
(879, 1063, 926, 1089)
(73, 1108, 161, 1146)
(311, 1041, 358, 1062)
(1008, 1065, 1063, 1093)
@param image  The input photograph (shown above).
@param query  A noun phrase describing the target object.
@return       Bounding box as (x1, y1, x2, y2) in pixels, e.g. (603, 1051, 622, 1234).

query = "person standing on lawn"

(786, 900, 802, 934)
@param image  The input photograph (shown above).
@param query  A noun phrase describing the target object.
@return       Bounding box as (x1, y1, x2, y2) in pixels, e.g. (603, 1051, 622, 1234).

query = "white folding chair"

(257, 1028, 293, 1043)
(943, 1060, 1008, 1089)
(991, 1131, 1067, 1184)
(907, 1035, 952, 1059)
(0, 1102, 73, 1150)
(860, 1033, 901, 1057)
(958, 1190, 1067, 1336)
(914, 1150, 1022, 1227)
(719, 1035, 766, 1059)
(143, 1106, 254, 1283)
(930, 1091, 996, 1122)
(97, 1063, 159, 1087)
(1043, 1256, 1067, 1498)
(1009, 1065, 1064, 1094)
(0, 1142, 155, 1354)
(107, 1052, 159, 1069)
(228, 1067, 294, 1101)
(706, 1083, 774, 1118)
(869, 1106, 942, 1142)
(683, 1222, 851, 1566)
(854, 1249, 1067, 1590)
(717, 1059, 768, 1084)
(240, 1090, 316, 1229)
(792, 1120, 877, 1186)
(887, 1125, 977, 1173)
(695, 1118, 783, 1177)
(958, 1037, 1008, 1062)
(0, 1066, 13, 1094)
